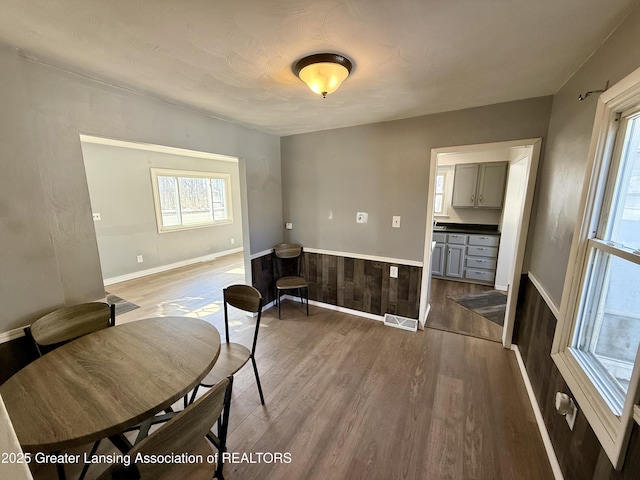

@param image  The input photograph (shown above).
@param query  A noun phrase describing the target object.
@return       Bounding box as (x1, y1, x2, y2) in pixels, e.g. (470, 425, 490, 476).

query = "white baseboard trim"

(527, 271, 560, 320)
(495, 283, 508, 292)
(250, 249, 273, 260)
(281, 295, 385, 322)
(104, 247, 244, 286)
(511, 344, 564, 480)
(0, 326, 27, 345)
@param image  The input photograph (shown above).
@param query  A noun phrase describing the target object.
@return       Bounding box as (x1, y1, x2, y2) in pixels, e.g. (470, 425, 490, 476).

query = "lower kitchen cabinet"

(431, 242, 446, 276)
(445, 245, 465, 278)
(432, 230, 500, 285)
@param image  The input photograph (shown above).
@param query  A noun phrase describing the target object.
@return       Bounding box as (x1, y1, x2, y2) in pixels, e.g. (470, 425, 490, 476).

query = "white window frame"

(434, 166, 453, 217)
(150, 168, 233, 233)
(552, 66, 640, 469)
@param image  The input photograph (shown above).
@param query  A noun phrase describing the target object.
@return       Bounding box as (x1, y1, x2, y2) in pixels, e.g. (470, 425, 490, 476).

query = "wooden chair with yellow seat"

(189, 284, 265, 406)
(273, 243, 309, 319)
(97, 377, 233, 480)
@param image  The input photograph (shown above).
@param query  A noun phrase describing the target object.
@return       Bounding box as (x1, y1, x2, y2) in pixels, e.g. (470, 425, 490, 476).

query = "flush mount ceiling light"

(294, 53, 353, 98)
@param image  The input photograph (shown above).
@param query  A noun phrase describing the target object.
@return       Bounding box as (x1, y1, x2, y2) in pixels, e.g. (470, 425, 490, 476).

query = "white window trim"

(434, 166, 453, 218)
(552, 66, 640, 469)
(150, 167, 233, 233)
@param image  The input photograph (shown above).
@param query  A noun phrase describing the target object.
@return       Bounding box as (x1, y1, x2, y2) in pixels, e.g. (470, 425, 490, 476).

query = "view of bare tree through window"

(153, 170, 231, 231)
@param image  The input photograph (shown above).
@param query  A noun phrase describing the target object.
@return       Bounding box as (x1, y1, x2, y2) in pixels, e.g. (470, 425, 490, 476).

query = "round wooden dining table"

(0, 316, 220, 453)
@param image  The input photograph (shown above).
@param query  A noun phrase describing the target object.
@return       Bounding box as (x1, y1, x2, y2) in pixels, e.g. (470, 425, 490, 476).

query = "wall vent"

(383, 313, 418, 332)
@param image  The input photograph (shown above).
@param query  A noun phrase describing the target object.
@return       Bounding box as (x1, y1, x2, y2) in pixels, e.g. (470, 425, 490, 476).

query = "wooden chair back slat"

(274, 243, 303, 259)
(30, 302, 113, 347)
(224, 285, 262, 314)
(133, 378, 230, 478)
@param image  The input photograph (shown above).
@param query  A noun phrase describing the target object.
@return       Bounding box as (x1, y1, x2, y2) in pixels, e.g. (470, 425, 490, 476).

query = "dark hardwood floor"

(30, 254, 552, 480)
(427, 278, 504, 342)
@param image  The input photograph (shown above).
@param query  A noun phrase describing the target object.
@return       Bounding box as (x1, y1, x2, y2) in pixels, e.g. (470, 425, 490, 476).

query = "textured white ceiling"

(0, 0, 637, 136)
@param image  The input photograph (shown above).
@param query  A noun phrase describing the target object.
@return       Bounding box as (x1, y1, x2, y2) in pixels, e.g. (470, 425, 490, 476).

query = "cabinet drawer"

(465, 269, 496, 283)
(467, 245, 498, 258)
(466, 257, 497, 270)
(433, 232, 447, 243)
(447, 233, 467, 245)
(467, 234, 500, 247)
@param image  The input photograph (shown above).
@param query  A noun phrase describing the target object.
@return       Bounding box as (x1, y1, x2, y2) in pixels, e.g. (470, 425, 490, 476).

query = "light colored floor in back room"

(30, 253, 552, 480)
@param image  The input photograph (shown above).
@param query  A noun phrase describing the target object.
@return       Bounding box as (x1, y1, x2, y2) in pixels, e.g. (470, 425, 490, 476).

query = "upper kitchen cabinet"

(452, 162, 507, 209)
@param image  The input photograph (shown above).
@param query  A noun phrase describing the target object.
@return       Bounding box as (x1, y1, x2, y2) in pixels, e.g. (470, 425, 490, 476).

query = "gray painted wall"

(280, 97, 552, 262)
(528, 6, 640, 307)
(82, 142, 244, 279)
(0, 44, 282, 333)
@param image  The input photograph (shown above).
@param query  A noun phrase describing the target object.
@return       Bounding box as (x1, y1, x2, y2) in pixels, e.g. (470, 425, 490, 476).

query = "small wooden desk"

(0, 317, 220, 453)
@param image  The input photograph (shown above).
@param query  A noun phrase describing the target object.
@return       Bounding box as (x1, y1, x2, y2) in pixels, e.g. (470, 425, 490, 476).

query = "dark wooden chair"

(23, 301, 116, 480)
(98, 377, 232, 480)
(190, 285, 265, 407)
(273, 243, 309, 319)
(24, 302, 115, 356)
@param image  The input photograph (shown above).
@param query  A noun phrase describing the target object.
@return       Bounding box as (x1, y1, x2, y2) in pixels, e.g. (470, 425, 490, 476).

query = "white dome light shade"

(294, 54, 353, 98)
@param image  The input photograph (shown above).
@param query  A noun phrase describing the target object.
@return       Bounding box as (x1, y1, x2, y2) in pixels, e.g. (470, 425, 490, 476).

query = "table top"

(0, 316, 220, 452)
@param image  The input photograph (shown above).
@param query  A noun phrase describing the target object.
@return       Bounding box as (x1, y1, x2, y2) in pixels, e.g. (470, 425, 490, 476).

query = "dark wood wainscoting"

(0, 335, 38, 385)
(513, 276, 640, 480)
(251, 251, 421, 319)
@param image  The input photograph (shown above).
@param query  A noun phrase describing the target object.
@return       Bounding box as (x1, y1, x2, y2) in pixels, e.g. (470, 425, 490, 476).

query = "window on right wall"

(552, 67, 640, 469)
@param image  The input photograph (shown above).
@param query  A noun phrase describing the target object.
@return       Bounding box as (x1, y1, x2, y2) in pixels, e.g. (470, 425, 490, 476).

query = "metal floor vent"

(383, 313, 418, 332)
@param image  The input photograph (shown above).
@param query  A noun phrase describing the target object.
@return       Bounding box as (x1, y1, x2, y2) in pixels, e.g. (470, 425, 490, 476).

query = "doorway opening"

(79, 135, 249, 307)
(419, 138, 542, 346)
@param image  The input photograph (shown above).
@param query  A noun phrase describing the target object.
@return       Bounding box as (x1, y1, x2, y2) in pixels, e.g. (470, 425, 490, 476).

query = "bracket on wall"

(578, 80, 609, 101)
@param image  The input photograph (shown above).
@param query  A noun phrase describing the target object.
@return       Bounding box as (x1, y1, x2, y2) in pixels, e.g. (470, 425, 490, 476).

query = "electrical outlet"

(92, 212, 101, 221)
(390, 266, 398, 278)
(231, 238, 235, 244)
(137, 255, 144, 263)
(285, 222, 293, 230)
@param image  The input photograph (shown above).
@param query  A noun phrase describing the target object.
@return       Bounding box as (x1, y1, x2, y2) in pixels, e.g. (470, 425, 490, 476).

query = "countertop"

(433, 223, 500, 235)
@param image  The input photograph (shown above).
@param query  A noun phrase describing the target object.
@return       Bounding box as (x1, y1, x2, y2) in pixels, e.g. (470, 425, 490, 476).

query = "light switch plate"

(392, 216, 401, 228)
(356, 212, 368, 223)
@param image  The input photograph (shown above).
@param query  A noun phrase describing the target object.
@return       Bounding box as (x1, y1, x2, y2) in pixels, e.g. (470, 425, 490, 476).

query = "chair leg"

(277, 290, 281, 319)
(55, 461, 67, 480)
(251, 356, 265, 405)
(306, 287, 309, 316)
(189, 384, 200, 405)
(214, 377, 234, 479)
(78, 440, 101, 480)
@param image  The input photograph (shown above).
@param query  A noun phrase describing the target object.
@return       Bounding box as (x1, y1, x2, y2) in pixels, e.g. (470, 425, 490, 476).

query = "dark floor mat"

(105, 292, 140, 316)
(447, 290, 507, 326)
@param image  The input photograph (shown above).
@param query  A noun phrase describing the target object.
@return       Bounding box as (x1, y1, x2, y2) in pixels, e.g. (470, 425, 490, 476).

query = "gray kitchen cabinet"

(451, 164, 478, 207)
(477, 162, 508, 208)
(464, 234, 500, 284)
(445, 244, 465, 278)
(452, 162, 508, 209)
(431, 242, 446, 276)
(432, 230, 500, 285)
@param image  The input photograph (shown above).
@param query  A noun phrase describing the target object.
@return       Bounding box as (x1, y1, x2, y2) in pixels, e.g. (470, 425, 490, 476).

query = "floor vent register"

(383, 313, 418, 332)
